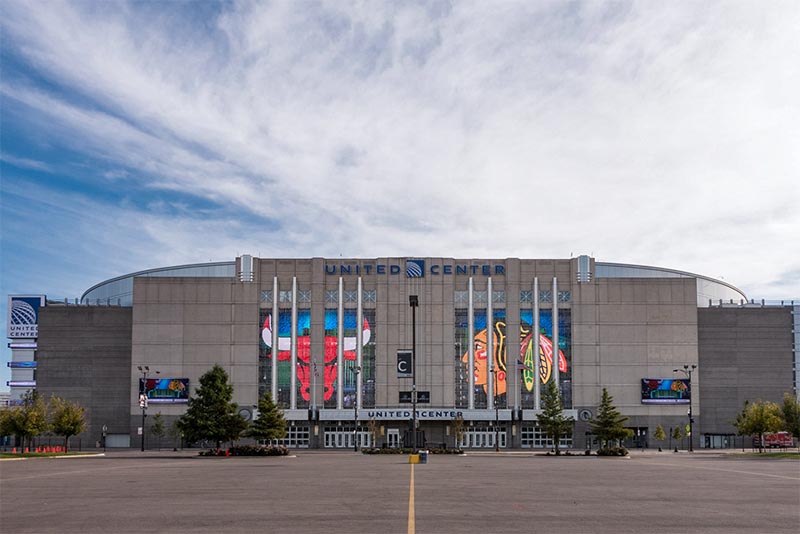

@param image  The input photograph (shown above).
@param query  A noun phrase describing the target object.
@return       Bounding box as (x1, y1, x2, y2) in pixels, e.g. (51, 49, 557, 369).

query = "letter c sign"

(397, 350, 412, 378)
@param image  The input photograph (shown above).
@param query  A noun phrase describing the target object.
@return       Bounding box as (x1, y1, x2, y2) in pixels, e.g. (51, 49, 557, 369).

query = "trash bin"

(419, 450, 428, 464)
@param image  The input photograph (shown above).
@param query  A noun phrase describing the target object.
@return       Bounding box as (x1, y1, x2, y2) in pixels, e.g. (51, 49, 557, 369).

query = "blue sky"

(2, 1, 799, 390)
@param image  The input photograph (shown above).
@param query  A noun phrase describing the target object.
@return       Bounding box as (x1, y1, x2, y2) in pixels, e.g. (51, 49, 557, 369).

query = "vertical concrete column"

(290, 276, 297, 410)
(534, 277, 540, 410)
(468, 277, 475, 410)
(337, 277, 344, 409)
(553, 277, 559, 392)
(487, 277, 494, 410)
(356, 277, 363, 410)
(272, 276, 278, 402)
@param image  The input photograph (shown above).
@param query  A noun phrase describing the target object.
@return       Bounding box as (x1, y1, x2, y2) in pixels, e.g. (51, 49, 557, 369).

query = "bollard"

(409, 454, 420, 464)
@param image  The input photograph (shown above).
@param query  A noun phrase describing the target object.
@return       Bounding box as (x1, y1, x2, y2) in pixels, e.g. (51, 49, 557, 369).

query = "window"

(325, 290, 338, 304)
(520, 425, 573, 448)
(493, 291, 506, 304)
(520, 290, 533, 303)
(363, 290, 376, 303)
(473, 291, 487, 304)
(260, 290, 273, 303)
(539, 290, 552, 303)
(344, 290, 358, 303)
(298, 289, 312, 303)
(454, 291, 468, 304)
(558, 290, 571, 303)
(279, 290, 293, 303)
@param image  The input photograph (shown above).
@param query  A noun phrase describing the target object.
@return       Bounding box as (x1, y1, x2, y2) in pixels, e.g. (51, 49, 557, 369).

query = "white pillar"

(534, 277, 540, 410)
(468, 277, 475, 410)
(271, 276, 278, 402)
(290, 276, 297, 410)
(553, 277, 560, 392)
(487, 277, 494, 410)
(356, 277, 363, 410)
(337, 277, 344, 409)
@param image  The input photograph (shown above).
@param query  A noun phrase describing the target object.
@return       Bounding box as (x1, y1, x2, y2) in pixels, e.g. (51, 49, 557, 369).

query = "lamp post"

(490, 366, 499, 451)
(137, 365, 159, 452)
(409, 295, 419, 451)
(353, 365, 361, 451)
(673, 364, 697, 452)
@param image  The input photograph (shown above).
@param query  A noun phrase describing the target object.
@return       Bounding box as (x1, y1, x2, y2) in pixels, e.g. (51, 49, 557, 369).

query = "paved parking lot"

(2, 450, 798, 533)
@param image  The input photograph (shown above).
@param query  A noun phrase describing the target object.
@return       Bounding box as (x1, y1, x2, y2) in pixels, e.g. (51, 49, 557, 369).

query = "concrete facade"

(36, 306, 132, 447)
(20, 256, 795, 450)
(698, 307, 794, 446)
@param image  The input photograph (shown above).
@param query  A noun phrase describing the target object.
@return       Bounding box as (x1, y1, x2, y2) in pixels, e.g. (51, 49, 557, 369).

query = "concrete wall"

(37, 306, 132, 448)
(130, 277, 259, 438)
(698, 307, 794, 437)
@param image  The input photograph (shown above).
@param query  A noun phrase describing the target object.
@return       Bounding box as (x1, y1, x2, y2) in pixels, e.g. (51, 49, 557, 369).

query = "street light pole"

(491, 366, 499, 451)
(137, 365, 159, 452)
(673, 364, 697, 452)
(409, 295, 418, 451)
(353, 366, 361, 452)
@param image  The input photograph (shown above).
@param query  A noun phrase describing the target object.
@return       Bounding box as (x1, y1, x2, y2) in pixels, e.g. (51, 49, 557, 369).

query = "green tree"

(49, 396, 86, 453)
(589, 388, 634, 449)
(538, 381, 574, 455)
(150, 412, 166, 450)
(653, 424, 667, 451)
(671, 425, 683, 448)
(177, 364, 248, 449)
(5, 390, 50, 450)
(244, 391, 287, 443)
(733, 399, 784, 453)
(781, 393, 800, 443)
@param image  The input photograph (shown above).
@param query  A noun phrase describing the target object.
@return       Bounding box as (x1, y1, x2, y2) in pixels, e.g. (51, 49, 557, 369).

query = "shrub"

(596, 446, 629, 456)
(200, 445, 289, 456)
(360, 447, 464, 455)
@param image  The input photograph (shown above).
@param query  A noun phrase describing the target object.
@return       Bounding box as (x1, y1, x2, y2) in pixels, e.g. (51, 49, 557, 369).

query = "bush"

(596, 446, 629, 456)
(199, 445, 289, 456)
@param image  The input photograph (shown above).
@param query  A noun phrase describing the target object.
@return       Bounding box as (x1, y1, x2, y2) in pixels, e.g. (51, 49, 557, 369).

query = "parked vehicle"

(754, 432, 795, 448)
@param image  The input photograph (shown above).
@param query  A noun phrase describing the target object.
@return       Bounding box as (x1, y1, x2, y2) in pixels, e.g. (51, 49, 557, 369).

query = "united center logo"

(7, 295, 45, 339)
(406, 259, 425, 278)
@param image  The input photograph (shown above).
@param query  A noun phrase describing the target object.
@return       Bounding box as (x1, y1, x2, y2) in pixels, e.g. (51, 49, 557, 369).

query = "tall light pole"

(137, 365, 159, 452)
(353, 365, 361, 452)
(673, 364, 697, 452)
(490, 366, 499, 451)
(409, 295, 418, 451)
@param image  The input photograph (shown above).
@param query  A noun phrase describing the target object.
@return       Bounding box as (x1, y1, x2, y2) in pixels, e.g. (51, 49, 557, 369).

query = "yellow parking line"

(408, 463, 415, 534)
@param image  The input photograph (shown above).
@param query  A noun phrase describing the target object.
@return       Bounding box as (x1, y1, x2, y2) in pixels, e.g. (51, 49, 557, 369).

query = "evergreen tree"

(244, 392, 287, 442)
(589, 388, 633, 449)
(671, 425, 683, 444)
(733, 399, 783, 453)
(150, 412, 166, 450)
(538, 381, 573, 455)
(177, 364, 248, 449)
(781, 393, 800, 443)
(653, 424, 667, 451)
(49, 396, 86, 452)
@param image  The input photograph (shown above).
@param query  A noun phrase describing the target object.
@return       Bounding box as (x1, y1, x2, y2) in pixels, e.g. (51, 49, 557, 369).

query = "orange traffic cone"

(12, 447, 16, 454)
(24, 447, 29, 453)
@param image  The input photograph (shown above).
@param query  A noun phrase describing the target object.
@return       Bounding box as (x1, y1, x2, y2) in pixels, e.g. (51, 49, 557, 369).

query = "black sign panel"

(399, 391, 430, 404)
(397, 350, 412, 378)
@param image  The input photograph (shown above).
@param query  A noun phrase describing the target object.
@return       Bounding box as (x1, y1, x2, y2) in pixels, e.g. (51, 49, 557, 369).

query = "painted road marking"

(408, 463, 415, 534)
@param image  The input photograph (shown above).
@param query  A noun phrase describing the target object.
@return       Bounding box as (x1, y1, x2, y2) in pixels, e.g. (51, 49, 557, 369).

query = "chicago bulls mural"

(261, 309, 373, 404)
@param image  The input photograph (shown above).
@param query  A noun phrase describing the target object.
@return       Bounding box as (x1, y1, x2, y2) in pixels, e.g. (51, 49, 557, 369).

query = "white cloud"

(0, 0, 798, 300)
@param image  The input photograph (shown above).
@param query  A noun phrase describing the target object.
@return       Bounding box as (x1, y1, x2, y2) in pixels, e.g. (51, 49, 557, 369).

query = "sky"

(1, 1, 799, 390)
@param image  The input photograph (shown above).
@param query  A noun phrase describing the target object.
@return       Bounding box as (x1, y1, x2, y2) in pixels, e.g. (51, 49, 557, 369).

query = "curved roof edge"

(81, 261, 236, 302)
(595, 261, 747, 300)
